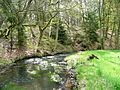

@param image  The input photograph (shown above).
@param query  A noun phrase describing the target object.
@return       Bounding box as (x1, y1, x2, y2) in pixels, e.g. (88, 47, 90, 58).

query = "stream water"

(0, 54, 77, 90)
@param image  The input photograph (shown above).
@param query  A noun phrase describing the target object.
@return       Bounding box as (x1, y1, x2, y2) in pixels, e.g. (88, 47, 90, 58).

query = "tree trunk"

(38, 27, 43, 47)
(109, 17, 115, 48)
(54, 21, 59, 51)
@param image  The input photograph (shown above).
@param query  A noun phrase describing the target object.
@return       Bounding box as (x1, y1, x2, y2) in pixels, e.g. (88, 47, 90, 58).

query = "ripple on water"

(0, 54, 78, 90)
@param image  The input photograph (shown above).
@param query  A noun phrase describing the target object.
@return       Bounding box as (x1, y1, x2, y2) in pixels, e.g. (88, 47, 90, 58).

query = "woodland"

(0, 0, 120, 90)
(0, 0, 120, 60)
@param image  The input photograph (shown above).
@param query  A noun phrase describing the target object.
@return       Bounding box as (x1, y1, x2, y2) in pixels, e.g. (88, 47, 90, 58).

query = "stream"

(0, 54, 77, 90)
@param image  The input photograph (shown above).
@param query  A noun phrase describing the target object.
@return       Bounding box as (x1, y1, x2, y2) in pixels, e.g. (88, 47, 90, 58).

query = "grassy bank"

(65, 50, 120, 90)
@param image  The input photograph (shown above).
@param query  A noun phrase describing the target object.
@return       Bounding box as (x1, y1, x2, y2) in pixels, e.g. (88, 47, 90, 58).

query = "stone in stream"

(65, 78, 74, 90)
(50, 63, 58, 67)
(57, 61, 67, 66)
(39, 61, 49, 70)
(69, 68, 76, 78)
(63, 68, 76, 78)
(54, 65, 63, 74)
(51, 73, 62, 83)
(27, 70, 37, 75)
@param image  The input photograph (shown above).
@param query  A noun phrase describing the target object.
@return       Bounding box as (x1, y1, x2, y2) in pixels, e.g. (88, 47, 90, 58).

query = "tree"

(0, 0, 33, 56)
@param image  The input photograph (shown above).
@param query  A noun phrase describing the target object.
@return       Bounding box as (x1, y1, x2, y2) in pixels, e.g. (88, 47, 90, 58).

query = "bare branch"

(42, 12, 58, 31)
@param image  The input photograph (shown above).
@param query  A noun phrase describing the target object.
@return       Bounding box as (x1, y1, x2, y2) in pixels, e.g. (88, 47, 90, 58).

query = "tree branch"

(42, 12, 58, 31)
(19, 0, 33, 24)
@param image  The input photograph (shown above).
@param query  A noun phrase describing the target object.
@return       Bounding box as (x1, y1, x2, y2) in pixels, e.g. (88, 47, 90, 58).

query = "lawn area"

(65, 50, 120, 90)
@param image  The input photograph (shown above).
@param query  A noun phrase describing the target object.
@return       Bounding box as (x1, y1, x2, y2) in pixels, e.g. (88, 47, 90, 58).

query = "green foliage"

(58, 21, 68, 45)
(7, 15, 17, 24)
(0, 0, 17, 24)
(73, 11, 100, 50)
(51, 21, 69, 45)
(84, 11, 99, 43)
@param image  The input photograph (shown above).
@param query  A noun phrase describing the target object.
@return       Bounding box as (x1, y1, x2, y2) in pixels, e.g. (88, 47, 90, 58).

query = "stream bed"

(0, 54, 77, 90)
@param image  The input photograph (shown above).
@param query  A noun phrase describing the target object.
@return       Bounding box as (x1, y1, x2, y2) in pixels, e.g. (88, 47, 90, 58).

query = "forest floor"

(65, 50, 120, 90)
(0, 36, 74, 65)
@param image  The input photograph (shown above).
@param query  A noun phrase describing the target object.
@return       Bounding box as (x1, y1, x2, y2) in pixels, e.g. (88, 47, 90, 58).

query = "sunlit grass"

(65, 50, 120, 90)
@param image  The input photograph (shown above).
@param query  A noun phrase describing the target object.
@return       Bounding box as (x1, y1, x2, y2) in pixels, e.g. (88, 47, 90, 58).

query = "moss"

(1, 82, 26, 90)
(0, 58, 12, 65)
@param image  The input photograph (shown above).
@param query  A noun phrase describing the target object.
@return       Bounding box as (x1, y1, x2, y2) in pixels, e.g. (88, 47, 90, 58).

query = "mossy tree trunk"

(34, 0, 58, 52)
(16, 0, 33, 56)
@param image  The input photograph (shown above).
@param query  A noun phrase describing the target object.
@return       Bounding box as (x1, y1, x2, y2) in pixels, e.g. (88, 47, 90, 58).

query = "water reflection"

(0, 54, 69, 90)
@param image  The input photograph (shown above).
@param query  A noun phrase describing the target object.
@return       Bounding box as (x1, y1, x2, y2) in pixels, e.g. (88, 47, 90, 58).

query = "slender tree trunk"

(109, 17, 115, 48)
(17, 0, 33, 54)
(54, 20, 59, 51)
(17, 26, 26, 51)
(101, 0, 105, 49)
(98, 0, 102, 36)
(115, 1, 120, 49)
(115, 20, 120, 49)
(49, 25, 52, 37)
(37, 27, 43, 47)
(10, 28, 13, 52)
(54, 0, 60, 51)
(105, 0, 111, 39)
(98, 0, 104, 49)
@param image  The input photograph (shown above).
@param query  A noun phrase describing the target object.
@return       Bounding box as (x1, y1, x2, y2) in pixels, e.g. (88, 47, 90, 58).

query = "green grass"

(65, 50, 120, 90)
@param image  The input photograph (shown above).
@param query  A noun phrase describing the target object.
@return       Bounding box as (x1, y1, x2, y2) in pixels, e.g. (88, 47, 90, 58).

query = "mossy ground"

(65, 50, 120, 90)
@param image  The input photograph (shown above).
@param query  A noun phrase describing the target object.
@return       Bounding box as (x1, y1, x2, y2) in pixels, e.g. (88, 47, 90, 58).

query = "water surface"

(0, 54, 70, 90)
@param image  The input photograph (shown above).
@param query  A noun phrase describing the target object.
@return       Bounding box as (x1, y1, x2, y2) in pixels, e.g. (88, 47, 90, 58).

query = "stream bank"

(65, 50, 120, 90)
